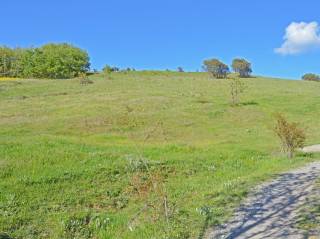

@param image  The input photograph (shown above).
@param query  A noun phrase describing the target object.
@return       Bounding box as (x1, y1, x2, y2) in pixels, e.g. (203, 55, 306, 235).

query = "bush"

(302, 73, 320, 82)
(274, 113, 306, 158)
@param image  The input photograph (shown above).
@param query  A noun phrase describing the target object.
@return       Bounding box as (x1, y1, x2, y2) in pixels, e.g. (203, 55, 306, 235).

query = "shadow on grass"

(239, 101, 259, 106)
(210, 165, 320, 238)
(0, 233, 14, 239)
(195, 99, 212, 104)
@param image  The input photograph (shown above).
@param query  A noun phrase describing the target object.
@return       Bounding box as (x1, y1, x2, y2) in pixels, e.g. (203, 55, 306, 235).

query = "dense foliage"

(0, 47, 21, 77)
(232, 58, 252, 78)
(302, 73, 320, 82)
(0, 43, 90, 79)
(203, 58, 229, 78)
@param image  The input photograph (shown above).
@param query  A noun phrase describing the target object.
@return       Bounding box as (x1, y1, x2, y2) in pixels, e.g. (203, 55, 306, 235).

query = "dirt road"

(207, 161, 320, 239)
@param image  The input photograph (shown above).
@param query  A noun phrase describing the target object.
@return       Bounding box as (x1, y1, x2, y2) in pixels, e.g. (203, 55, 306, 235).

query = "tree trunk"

(288, 150, 294, 159)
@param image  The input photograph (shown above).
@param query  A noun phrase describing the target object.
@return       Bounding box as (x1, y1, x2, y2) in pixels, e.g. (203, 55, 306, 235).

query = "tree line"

(102, 65, 136, 73)
(1, 42, 318, 82)
(203, 58, 252, 79)
(0, 43, 90, 79)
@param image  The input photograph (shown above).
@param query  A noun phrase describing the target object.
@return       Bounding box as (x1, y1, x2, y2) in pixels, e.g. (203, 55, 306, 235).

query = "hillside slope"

(1, 72, 319, 238)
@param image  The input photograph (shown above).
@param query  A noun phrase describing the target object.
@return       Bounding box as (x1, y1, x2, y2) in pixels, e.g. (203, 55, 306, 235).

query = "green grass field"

(1, 71, 320, 238)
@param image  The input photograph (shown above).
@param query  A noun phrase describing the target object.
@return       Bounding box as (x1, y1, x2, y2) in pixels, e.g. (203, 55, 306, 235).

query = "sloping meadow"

(1, 72, 320, 238)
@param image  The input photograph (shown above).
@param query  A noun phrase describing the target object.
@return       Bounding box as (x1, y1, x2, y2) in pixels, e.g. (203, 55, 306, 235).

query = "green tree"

(302, 73, 320, 82)
(232, 58, 252, 78)
(5, 43, 90, 79)
(102, 64, 113, 74)
(18, 48, 45, 78)
(39, 43, 90, 78)
(0, 47, 30, 77)
(0, 47, 15, 77)
(203, 59, 229, 79)
(10, 48, 28, 77)
(177, 67, 184, 72)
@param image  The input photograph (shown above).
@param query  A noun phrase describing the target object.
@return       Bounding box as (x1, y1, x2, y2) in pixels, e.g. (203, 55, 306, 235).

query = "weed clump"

(63, 213, 110, 239)
(125, 154, 150, 173)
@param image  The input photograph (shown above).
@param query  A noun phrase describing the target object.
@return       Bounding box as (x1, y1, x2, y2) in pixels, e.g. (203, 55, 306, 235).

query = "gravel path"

(302, 145, 320, 153)
(207, 161, 320, 239)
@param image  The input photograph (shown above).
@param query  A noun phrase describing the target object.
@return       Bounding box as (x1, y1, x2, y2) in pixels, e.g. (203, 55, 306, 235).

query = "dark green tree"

(102, 64, 113, 73)
(302, 73, 320, 82)
(177, 67, 184, 72)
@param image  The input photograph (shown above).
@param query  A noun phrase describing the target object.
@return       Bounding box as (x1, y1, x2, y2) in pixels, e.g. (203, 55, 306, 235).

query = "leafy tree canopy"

(203, 58, 229, 79)
(232, 58, 252, 78)
(302, 73, 320, 82)
(0, 43, 90, 79)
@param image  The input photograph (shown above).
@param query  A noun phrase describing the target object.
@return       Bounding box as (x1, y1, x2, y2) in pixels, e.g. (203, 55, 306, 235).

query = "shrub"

(274, 113, 306, 158)
(302, 73, 320, 82)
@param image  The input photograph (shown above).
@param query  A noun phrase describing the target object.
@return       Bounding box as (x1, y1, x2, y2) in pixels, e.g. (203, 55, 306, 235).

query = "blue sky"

(2, 0, 320, 79)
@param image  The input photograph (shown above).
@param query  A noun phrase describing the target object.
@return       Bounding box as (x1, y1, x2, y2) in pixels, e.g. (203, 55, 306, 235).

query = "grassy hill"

(1, 72, 320, 238)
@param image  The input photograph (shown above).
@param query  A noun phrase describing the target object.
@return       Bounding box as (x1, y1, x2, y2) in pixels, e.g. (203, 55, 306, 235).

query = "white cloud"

(275, 21, 320, 55)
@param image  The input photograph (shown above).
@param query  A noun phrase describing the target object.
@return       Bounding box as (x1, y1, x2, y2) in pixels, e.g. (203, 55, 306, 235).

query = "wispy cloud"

(275, 21, 320, 55)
